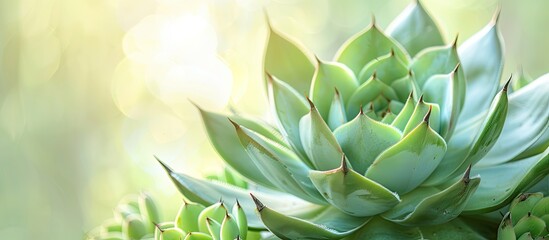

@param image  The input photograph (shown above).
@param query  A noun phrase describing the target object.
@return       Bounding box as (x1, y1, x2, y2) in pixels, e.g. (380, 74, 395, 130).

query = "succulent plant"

(87, 193, 252, 240)
(498, 193, 549, 240)
(86, 193, 160, 240)
(156, 1, 549, 239)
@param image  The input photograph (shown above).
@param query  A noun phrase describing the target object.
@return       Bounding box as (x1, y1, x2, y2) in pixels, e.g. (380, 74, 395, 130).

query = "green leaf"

(390, 101, 405, 114)
(513, 214, 546, 238)
(365, 118, 447, 195)
(410, 43, 460, 89)
(264, 26, 315, 94)
(382, 166, 480, 226)
(348, 217, 423, 239)
(518, 126, 549, 160)
(233, 122, 325, 204)
(509, 193, 543, 224)
(333, 112, 402, 174)
(220, 214, 240, 240)
(420, 218, 488, 240)
(299, 100, 343, 171)
(199, 202, 226, 234)
(381, 111, 397, 124)
(458, 19, 504, 125)
(206, 218, 221, 240)
(390, 73, 420, 103)
(176, 202, 205, 233)
(327, 89, 348, 130)
(267, 74, 311, 165)
(184, 232, 214, 240)
(425, 85, 508, 186)
(422, 66, 463, 139)
(250, 194, 368, 239)
(334, 22, 409, 76)
(309, 157, 401, 217)
(346, 75, 399, 119)
(197, 107, 282, 189)
(358, 50, 408, 85)
(497, 213, 516, 240)
(391, 94, 416, 131)
(402, 98, 441, 136)
(156, 158, 323, 230)
(231, 202, 247, 240)
(479, 74, 549, 166)
(532, 197, 549, 219)
(386, 1, 445, 56)
(310, 60, 358, 120)
(463, 147, 549, 213)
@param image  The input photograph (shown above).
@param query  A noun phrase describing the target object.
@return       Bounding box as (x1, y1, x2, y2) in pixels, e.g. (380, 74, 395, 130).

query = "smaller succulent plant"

(498, 193, 549, 240)
(86, 193, 160, 240)
(87, 193, 251, 240)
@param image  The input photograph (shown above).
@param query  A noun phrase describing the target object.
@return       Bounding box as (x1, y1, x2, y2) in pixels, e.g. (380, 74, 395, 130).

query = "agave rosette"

(158, 1, 549, 239)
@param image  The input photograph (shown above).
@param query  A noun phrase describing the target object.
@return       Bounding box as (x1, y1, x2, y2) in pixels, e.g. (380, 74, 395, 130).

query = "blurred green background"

(0, 0, 547, 239)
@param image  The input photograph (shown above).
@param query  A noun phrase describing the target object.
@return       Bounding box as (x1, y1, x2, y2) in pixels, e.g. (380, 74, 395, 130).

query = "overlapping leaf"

(335, 22, 409, 76)
(156, 158, 323, 229)
(333, 111, 402, 174)
(264, 26, 315, 94)
(386, 1, 445, 56)
(309, 157, 401, 217)
(250, 194, 368, 239)
(365, 115, 447, 195)
(457, 17, 503, 125)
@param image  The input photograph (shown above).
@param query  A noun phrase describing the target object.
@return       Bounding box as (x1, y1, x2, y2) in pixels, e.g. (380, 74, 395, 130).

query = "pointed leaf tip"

(265, 72, 274, 84)
(334, 87, 340, 96)
(306, 97, 316, 110)
(462, 164, 472, 184)
(340, 154, 349, 175)
(188, 99, 201, 109)
(314, 55, 322, 65)
(155, 223, 165, 233)
(227, 118, 240, 129)
(503, 75, 512, 92)
(423, 105, 432, 123)
(371, 14, 376, 27)
(249, 193, 265, 212)
(491, 5, 501, 24)
(408, 91, 414, 99)
(155, 156, 174, 173)
(452, 63, 461, 73)
(504, 212, 511, 222)
(451, 34, 459, 49)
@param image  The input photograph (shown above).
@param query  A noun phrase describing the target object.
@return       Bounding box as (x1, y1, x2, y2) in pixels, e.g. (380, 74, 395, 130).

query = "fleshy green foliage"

(156, 1, 549, 239)
(498, 193, 549, 240)
(86, 193, 160, 240)
(87, 194, 253, 240)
